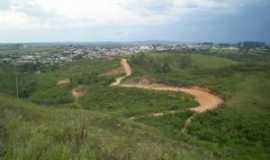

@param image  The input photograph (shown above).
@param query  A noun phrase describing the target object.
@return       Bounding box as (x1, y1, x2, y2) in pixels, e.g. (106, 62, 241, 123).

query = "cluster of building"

(0, 42, 268, 65)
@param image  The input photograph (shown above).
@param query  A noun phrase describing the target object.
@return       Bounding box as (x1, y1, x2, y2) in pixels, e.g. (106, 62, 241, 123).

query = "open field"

(0, 49, 270, 159)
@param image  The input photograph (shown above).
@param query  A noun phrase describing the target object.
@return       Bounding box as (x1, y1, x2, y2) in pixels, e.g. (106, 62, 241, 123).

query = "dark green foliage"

(130, 53, 147, 65)
(0, 69, 17, 95)
(17, 63, 42, 73)
(72, 72, 114, 86)
(18, 74, 37, 98)
(189, 108, 270, 146)
(30, 86, 74, 105)
(179, 54, 192, 69)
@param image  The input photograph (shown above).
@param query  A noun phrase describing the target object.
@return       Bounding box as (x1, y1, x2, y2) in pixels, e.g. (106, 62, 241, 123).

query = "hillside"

(0, 51, 270, 159)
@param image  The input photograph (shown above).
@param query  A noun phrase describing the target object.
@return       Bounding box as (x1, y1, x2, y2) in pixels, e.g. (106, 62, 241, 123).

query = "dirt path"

(119, 83, 223, 113)
(110, 59, 132, 86)
(57, 79, 71, 86)
(110, 58, 224, 131)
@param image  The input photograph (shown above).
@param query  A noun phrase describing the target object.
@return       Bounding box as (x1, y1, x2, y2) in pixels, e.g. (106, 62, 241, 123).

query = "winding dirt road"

(110, 58, 224, 130)
(119, 83, 223, 113)
(110, 59, 132, 86)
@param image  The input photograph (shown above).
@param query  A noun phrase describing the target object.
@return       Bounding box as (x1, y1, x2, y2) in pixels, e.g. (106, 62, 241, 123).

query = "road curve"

(119, 83, 223, 113)
(111, 58, 223, 113)
(110, 58, 224, 130)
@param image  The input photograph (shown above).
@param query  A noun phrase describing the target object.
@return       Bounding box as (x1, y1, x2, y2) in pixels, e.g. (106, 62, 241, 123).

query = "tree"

(179, 54, 192, 69)
(18, 75, 37, 98)
(161, 63, 171, 73)
(131, 53, 146, 65)
(154, 62, 171, 73)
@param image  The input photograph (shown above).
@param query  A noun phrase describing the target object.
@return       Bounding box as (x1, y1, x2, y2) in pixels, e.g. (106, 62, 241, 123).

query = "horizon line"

(1, 40, 269, 44)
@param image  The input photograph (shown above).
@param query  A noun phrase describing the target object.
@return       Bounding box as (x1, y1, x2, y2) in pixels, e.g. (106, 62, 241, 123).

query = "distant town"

(0, 41, 269, 65)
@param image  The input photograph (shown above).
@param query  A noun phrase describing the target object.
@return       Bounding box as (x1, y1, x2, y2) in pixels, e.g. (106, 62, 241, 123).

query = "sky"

(0, 0, 270, 43)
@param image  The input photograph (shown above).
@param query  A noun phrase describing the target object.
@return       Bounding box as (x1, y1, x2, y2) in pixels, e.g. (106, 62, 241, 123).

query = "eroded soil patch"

(72, 86, 87, 98)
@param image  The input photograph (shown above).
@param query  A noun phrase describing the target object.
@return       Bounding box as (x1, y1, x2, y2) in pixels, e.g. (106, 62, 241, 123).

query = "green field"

(0, 49, 270, 159)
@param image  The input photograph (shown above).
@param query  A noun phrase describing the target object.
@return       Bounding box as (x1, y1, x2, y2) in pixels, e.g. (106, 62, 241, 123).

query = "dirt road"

(110, 58, 224, 130)
(110, 59, 132, 86)
(111, 58, 223, 113)
(119, 83, 223, 113)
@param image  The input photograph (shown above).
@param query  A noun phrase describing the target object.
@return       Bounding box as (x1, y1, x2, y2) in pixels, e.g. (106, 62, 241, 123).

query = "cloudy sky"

(0, 0, 270, 42)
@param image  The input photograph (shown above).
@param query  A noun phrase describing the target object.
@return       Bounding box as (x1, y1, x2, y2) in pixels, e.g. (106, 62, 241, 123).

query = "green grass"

(190, 54, 238, 69)
(1, 48, 270, 159)
(78, 86, 197, 117)
(128, 51, 270, 159)
(0, 58, 119, 104)
(189, 74, 270, 146)
(0, 94, 215, 160)
(138, 111, 193, 140)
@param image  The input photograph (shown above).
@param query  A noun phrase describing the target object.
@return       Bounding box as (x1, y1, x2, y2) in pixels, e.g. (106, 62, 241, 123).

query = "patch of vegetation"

(128, 51, 270, 159)
(78, 86, 197, 117)
(138, 111, 193, 140)
(0, 94, 214, 160)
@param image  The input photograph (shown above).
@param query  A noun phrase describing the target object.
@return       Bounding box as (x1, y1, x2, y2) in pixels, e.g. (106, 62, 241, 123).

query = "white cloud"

(0, 10, 34, 27)
(0, 0, 263, 30)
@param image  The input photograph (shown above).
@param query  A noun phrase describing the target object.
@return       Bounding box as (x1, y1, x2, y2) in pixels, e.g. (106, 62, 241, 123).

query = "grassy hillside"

(0, 94, 216, 160)
(128, 52, 270, 159)
(0, 50, 270, 159)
